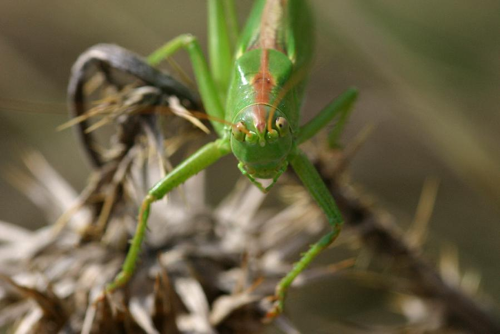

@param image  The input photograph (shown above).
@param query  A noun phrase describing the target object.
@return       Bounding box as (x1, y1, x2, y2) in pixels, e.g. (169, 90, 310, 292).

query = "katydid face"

(230, 104, 292, 181)
(226, 47, 296, 189)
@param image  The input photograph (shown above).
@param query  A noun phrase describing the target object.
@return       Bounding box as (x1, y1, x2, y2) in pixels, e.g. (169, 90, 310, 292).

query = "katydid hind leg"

(222, 0, 240, 49)
(267, 147, 343, 318)
(297, 88, 358, 146)
(104, 139, 231, 295)
(208, 0, 235, 96)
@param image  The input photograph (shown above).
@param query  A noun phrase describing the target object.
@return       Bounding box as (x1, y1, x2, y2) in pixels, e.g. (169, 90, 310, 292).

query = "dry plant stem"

(314, 150, 500, 334)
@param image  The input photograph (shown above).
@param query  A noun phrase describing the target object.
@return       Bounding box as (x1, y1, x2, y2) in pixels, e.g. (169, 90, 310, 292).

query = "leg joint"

(182, 33, 196, 44)
(145, 193, 157, 203)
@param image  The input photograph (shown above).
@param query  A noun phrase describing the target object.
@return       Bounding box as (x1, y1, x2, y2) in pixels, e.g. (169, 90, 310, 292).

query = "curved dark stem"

(314, 153, 500, 334)
(67, 43, 200, 168)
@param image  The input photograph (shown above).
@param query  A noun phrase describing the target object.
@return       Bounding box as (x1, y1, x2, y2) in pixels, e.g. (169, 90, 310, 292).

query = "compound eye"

(275, 117, 289, 137)
(232, 122, 246, 142)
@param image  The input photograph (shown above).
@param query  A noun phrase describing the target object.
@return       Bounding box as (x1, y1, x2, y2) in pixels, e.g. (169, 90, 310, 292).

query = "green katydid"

(103, 0, 358, 318)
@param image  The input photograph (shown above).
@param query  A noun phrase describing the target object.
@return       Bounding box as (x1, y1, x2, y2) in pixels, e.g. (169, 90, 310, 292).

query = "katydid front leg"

(266, 147, 343, 318)
(105, 0, 236, 296)
(266, 89, 358, 317)
(105, 138, 231, 294)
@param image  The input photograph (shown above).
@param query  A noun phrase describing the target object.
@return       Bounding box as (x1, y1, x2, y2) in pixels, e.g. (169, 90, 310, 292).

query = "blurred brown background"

(0, 0, 499, 332)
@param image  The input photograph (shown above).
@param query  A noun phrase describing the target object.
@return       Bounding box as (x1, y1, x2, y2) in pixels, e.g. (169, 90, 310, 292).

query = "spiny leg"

(266, 147, 343, 318)
(105, 138, 231, 294)
(297, 87, 358, 146)
(147, 35, 226, 137)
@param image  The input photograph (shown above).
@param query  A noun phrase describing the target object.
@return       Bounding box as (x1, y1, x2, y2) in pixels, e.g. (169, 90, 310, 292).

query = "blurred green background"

(0, 0, 499, 331)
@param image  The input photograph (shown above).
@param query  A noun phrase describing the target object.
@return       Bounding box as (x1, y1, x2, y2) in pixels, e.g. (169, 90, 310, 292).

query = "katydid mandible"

(104, 0, 358, 318)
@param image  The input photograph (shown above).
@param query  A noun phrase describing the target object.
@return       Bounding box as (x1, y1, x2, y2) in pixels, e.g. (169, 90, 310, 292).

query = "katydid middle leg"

(297, 87, 358, 146)
(147, 34, 226, 137)
(105, 138, 231, 293)
(146, 0, 237, 136)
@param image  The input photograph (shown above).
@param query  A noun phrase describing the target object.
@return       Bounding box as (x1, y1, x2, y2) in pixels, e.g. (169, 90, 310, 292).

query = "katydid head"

(230, 104, 292, 192)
